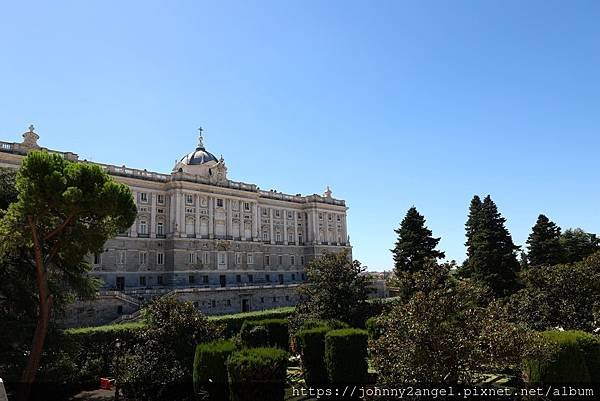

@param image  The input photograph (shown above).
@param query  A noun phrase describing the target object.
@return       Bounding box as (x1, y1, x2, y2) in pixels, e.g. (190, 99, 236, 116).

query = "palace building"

(0, 126, 351, 326)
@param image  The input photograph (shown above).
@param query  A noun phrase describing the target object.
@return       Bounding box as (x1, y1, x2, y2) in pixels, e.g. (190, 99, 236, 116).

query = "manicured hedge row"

(525, 330, 600, 384)
(227, 347, 288, 401)
(296, 326, 330, 385)
(211, 307, 294, 337)
(325, 329, 368, 384)
(239, 319, 289, 350)
(193, 340, 236, 401)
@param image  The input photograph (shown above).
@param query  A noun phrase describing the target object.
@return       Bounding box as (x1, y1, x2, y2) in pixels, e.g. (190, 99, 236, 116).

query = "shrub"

(212, 307, 294, 337)
(226, 347, 288, 401)
(193, 340, 236, 401)
(365, 317, 382, 342)
(296, 326, 330, 385)
(240, 319, 289, 350)
(525, 330, 600, 384)
(324, 329, 368, 385)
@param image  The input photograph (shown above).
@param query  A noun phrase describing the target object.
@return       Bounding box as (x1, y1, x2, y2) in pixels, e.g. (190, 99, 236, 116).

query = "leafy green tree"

(560, 228, 600, 264)
(0, 151, 136, 399)
(461, 195, 520, 297)
(293, 250, 371, 328)
(391, 207, 445, 275)
(0, 167, 17, 210)
(116, 297, 221, 401)
(507, 252, 600, 332)
(526, 214, 563, 267)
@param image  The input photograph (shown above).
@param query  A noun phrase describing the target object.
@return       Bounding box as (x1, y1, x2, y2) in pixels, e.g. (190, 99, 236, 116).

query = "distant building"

(0, 126, 351, 326)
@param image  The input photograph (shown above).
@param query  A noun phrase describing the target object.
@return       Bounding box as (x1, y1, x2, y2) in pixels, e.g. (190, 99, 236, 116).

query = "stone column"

(227, 199, 233, 239)
(252, 203, 259, 241)
(312, 208, 319, 244)
(294, 211, 299, 245)
(306, 209, 312, 243)
(194, 194, 200, 237)
(150, 193, 156, 238)
(283, 209, 288, 245)
(168, 191, 175, 234)
(174, 190, 181, 236)
(269, 208, 274, 244)
(130, 190, 138, 237)
(180, 190, 186, 238)
(208, 196, 214, 239)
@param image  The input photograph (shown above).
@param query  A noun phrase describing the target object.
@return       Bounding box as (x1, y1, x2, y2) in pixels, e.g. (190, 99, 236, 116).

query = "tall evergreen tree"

(392, 207, 445, 275)
(459, 196, 483, 278)
(462, 195, 520, 297)
(526, 214, 563, 267)
(560, 228, 600, 264)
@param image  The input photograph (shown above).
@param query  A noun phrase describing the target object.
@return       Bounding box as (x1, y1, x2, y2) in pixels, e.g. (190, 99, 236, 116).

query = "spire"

(197, 126, 205, 149)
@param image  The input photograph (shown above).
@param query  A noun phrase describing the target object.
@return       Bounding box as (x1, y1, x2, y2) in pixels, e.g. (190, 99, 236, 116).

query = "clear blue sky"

(1, 1, 599, 270)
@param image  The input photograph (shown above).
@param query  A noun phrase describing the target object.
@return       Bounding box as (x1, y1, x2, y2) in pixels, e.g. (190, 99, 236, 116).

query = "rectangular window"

(93, 253, 101, 265)
(275, 210, 280, 217)
(265, 255, 270, 266)
(203, 275, 209, 284)
(203, 252, 210, 265)
(186, 194, 193, 204)
(189, 275, 195, 284)
(286, 295, 290, 301)
(189, 252, 195, 264)
(272, 296, 277, 302)
(139, 276, 146, 286)
(140, 192, 148, 203)
(266, 274, 271, 282)
(260, 297, 264, 303)
(157, 194, 165, 204)
(337, 215, 341, 221)
(248, 274, 253, 283)
(278, 255, 283, 265)
(216, 198, 224, 207)
(319, 213, 323, 220)
(139, 251, 147, 265)
(278, 274, 284, 284)
(236, 253, 242, 265)
(139, 220, 148, 234)
(288, 211, 293, 219)
(157, 208, 165, 214)
(118, 251, 126, 265)
(292, 273, 296, 281)
(291, 256, 295, 266)
(157, 222, 164, 235)
(247, 253, 254, 264)
(276, 233, 281, 242)
(218, 252, 226, 265)
(288, 233, 293, 243)
(236, 274, 241, 283)
(262, 208, 268, 216)
(227, 299, 231, 306)
(157, 252, 164, 265)
(328, 214, 332, 221)
(300, 256, 305, 265)
(244, 202, 250, 211)
(263, 232, 268, 241)
(212, 300, 216, 308)
(157, 275, 163, 285)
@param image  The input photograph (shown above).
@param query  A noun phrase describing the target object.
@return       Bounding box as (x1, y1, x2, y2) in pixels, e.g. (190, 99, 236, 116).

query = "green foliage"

(293, 249, 371, 328)
(296, 326, 331, 385)
(193, 340, 236, 401)
(365, 316, 383, 342)
(116, 297, 221, 401)
(560, 228, 600, 264)
(226, 347, 288, 401)
(372, 264, 538, 385)
(507, 253, 600, 332)
(211, 307, 294, 337)
(525, 331, 600, 384)
(324, 329, 368, 384)
(460, 195, 520, 297)
(526, 214, 563, 267)
(0, 167, 17, 211)
(391, 207, 445, 275)
(239, 319, 289, 350)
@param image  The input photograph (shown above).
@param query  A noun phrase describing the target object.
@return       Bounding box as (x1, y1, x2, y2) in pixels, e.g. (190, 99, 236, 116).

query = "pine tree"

(392, 207, 445, 275)
(526, 214, 563, 267)
(462, 195, 520, 297)
(459, 196, 483, 278)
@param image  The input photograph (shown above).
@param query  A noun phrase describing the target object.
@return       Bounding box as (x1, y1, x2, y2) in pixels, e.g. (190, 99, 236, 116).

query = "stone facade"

(0, 126, 351, 326)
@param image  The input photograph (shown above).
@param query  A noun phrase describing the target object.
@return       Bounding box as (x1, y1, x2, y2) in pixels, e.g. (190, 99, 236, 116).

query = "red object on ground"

(100, 377, 113, 390)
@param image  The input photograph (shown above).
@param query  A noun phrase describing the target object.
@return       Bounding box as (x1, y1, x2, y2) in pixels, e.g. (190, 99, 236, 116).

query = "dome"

(179, 145, 218, 165)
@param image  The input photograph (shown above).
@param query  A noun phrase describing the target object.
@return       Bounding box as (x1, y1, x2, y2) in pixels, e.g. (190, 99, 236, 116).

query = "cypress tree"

(391, 207, 445, 275)
(462, 195, 520, 297)
(526, 214, 563, 267)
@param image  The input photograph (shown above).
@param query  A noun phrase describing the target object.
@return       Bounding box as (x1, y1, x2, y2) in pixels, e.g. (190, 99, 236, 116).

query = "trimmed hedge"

(296, 326, 331, 385)
(365, 316, 383, 341)
(325, 329, 368, 385)
(212, 307, 294, 337)
(193, 340, 237, 400)
(240, 319, 289, 350)
(226, 347, 288, 401)
(525, 330, 600, 384)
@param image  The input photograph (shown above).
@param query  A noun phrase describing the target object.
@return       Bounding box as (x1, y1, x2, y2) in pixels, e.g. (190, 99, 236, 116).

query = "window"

(337, 215, 341, 222)
(157, 208, 165, 214)
(288, 233, 293, 243)
(157, 252, 164, 265)
(186, 194, 193, 204)
(301, 273, 306, 281)
(189, 275, 195, 284)
(278, 255, 283, 265)
(319, 213, 323, 220)
(291, 256, 295, 266)
(236, 274, 241, 283)
(247, 253, 254, 265)
(189, 252, 196, 264)
(328, 214, 332, 221)
(275, 210, 280, 217)
(117, 305, 123, 315)
(272, 296, 277, 302)
(260, 297, 264, 303)
(298, 233, 303, 243)
(157, 194, 165, 204)
(285, 295, 290, 301)
(212, 300, 216, 308)
(278, 274, 284, 284)
(244, 202, 250, 211)
(140, 192, 148, 203)
(288, 211, 293, 219)
(118, 251, 126, 265)
(300, 256, 305, 265)
(235, 253, 242, 265)
(292, 273, 296, 281)
(266, 274, 271, 282)
(262, 208, 268, 216)
(265, 255, 270, 266)
(248, 274, 253, 283)
(276, 232, 281, 242)
(139, 251, 147, 265)
(157, 275, 163, 285)
(227, 299, 231, 306)
(216, 198, 224, 207)
(203, 275, 209, 284)
(218, 252, 226, 265)
(139, 276, 146, 286)
(93, 253, 101, 265)
(263, 232, 268, 241)
(157, 222, 164, 235)
(139, 220, 148, 234)
(201, 197, 207, 206)
(202, 252, 209, 265)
